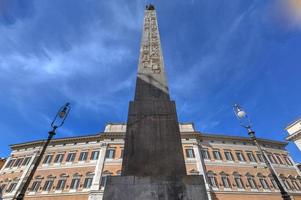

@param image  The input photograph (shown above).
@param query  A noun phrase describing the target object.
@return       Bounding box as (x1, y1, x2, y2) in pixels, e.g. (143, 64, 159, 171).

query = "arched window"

(220, 172, 231, 188)
(70, 173, 81, 190)
(207, 171, 218, 188)
(233, 172, 244, 189)
(83, 172, 94, 189)
(257, 173, 269, 190)
(246, 173, 257, 189)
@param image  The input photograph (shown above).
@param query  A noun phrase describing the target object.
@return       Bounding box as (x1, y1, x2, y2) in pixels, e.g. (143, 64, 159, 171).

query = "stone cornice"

(10, 131, 287, 150)
(286, 130, 301, 141)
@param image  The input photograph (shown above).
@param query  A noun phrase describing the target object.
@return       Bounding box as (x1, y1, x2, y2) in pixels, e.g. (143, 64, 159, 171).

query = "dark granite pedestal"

(103, 175, 208, 200)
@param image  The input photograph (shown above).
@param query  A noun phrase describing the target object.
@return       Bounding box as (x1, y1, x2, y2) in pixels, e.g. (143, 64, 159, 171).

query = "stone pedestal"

(103, 175, 209, 200)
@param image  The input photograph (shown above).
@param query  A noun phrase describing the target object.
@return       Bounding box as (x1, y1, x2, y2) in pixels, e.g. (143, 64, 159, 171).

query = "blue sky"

(0, 0, 300, 162)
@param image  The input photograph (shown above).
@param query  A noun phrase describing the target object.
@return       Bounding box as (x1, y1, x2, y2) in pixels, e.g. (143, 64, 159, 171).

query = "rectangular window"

(270, 178, 279, 189)
(224, 151, 233, 161)
(13, 158, 23, 167)
(201, 149, 210, 159)
(185, 149, 195, 158)
(248, 177, 257, 189)
(43, 155, 53, 164)
(267, 155, 276, 164)
(70, 178, 80, 189)
(213, 150, 222, 160)
(236, 152, 245, 162)
(283, 179, 292, 190)
(105, 149, 116, 159)
(221, 176, 230, 188)
(56, 179, 66, 190)
(91, 151, 99, 160)
(66, 153, 76, 162)
(275, 155, 284, 165)
(283, 156, 293, 166)
(0, 184, 7, 192)
(100, 176, 108, 188)
(247, 152, 256, 162)
(292, 180, 300, 190)
(259, 178, 269, 189)
(5, 159, 15, 168)
(22, 157, 31, 166)
(256, 154, 264, 163)
(54, 154, 64, 163)
(43, 180, 53, 191)
(6, 183, 17, 193)
(235, 177, 244, 189)
(208, 176, 217, 187)
(83, 178, 93, 188)
(79, 152, 88, 161)
(31, 181, 41, 192)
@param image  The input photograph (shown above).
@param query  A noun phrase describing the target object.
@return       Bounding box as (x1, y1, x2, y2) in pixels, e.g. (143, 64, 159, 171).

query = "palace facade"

(0, 123, 301, 200)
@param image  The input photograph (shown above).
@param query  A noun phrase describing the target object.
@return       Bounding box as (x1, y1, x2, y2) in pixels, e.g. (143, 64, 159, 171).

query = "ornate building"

(0, 123, 301, 200)
(1, 4, 301, 200)
(286, 118, 301, 151)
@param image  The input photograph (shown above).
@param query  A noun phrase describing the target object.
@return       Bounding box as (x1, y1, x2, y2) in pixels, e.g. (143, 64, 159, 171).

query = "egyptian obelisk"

(103, 4, 208, 200)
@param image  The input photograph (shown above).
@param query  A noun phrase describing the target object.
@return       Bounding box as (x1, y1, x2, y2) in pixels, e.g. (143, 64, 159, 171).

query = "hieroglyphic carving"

(140, 10, 162, 74)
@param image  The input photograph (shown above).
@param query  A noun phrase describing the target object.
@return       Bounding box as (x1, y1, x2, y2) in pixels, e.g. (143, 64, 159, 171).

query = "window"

(283, 156, 293, 166)
(246, 152, 256, 162)
(233, 173, 244, 189)
(236, 152, 245, 162)
(83, 177, 93, 189)
(66, 153, 76, 162)
(43, 180, 53, 191)
(270, 177, 279, 189)
(22, 157, 31, 166)
(291, 180, 300, 190)
(6, 182, 17, 193)
(213, 150, 222, 160)
(221, 176, 231, 188)
(247, 176, 257, 189)
(234, 177, 244, 189)
(207, 172, 217, 187)
(0, 184, 7, 192)
(31, 181, 41, 192)
(256, 153, 264, 163)
(56, 179, 66, 190)
(79, 152, 88, 161)
(259, 178, 269, 189)
(274, 154, 283, 164)
(224, 151, 233, 161)
(105, 149, 116, 159)
(70, 175, 81, 190)
(267, 155, 276, 164)
(91, 151, 99, 160)
(43, 155, 53, 164)
(100, 176, 108, 188)
(5, 159, 15, 168)
(185, 149, 195, 158)
(282, 178, 292, 190)
(54, 154, 64, 163)
(13, 158, 23, 167)
(201, 149, 210, 159)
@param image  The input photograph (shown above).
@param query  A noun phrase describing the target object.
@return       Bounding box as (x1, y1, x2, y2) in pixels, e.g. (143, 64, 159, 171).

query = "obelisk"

(103, 4, 208, 200)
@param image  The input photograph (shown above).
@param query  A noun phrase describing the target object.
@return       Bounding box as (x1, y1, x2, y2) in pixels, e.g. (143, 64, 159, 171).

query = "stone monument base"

(103, 175, 209, 200)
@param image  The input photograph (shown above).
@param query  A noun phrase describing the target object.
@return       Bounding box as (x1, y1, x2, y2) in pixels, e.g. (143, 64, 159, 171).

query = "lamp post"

(233, 104, 291, 200)
(16, 103, 71, 200)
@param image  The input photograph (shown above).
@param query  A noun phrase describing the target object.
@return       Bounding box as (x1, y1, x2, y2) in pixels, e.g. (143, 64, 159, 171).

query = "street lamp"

(233, 104, 291, 200)
(16, 103, 71, 200)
